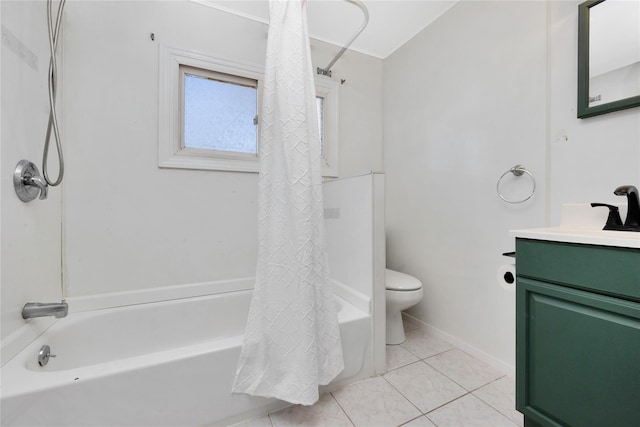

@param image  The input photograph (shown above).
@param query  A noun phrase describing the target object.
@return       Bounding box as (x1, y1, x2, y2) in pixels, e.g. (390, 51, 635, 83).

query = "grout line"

(470, 377, 522, 426)
(421, 348, 506, 394)
(420, 347, 456, 361)
(464, 394, 520, 427)
(467, 375, 508, 394)
(396, 414, 428, 427)
(385, 356, 422, 373)
(399, 344, 455, 361)
(471, 394, 517, 427)
(418, 376, 517, 426)
(329, 391, 356, 427)
(381, 359, 500, 424)
(398, 338, 505, 395)
(422, 357, 506, 395)
(401, 316, 515, 377)
(422, 391, 471, 415)
(423, 391, 518, 427)
(379, 374, 425, 420)
(425, 414, 440, 427)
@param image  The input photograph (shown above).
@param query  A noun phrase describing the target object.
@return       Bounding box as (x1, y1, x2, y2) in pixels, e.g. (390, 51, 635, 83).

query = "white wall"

(61, 1, 383, 298)
(383, 1, 547, 372)
(384, 0, 640, 373)
(548, 0, 640, 219)
(1, 1, 63, 340)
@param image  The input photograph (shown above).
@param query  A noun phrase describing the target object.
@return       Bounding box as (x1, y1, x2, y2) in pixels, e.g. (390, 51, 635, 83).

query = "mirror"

(578, 0, 640, 118)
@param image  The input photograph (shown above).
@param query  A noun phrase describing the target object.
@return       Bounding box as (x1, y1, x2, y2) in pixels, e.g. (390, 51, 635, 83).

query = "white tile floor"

(230, 316, 523, 427)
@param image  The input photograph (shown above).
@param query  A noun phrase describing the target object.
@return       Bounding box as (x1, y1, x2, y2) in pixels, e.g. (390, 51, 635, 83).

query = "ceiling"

(193, 0, 458, 59)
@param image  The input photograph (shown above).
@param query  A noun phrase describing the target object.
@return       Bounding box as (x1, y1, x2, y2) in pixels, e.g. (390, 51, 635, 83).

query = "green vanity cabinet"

(515, 238, 640, 427)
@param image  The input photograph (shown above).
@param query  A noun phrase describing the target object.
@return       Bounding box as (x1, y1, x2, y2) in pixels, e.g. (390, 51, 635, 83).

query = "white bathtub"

(1, 288, 372, 426)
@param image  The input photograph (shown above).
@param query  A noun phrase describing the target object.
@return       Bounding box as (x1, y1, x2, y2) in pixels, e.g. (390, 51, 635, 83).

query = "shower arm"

(317, 0, 369, 77)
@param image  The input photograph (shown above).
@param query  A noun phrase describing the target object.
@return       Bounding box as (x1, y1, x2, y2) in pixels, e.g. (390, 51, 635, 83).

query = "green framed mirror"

(578, 0, 640, 118)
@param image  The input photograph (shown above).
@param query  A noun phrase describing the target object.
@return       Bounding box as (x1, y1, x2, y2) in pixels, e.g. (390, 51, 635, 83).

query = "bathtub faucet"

(22, 300, 68, 319)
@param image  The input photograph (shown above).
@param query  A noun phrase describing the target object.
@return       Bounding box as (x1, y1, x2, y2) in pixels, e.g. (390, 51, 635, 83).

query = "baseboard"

(402, 313, 515, 378)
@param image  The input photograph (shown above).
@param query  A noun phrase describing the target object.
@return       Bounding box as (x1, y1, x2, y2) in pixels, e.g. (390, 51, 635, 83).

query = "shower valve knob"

(14, 160, 48, 202)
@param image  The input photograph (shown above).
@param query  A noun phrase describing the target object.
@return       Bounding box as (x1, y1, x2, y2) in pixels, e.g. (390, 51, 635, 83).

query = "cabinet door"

(516, 278, 640, 427)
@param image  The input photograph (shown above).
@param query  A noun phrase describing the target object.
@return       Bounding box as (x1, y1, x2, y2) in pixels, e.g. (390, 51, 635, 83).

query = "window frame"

(159, 45, 263, 173)
(159, 45, 339, 176)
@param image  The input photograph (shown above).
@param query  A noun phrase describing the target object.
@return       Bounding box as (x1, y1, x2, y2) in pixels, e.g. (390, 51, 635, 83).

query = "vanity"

(511, 226, 640, 427)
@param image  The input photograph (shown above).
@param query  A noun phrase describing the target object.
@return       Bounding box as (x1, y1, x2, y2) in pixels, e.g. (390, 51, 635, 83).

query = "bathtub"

(1, 287, 372, 426)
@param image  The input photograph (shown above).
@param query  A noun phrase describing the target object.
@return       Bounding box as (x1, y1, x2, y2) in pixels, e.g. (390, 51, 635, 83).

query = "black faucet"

(614, 185, 640, 230)
(590, 203, 623, 230)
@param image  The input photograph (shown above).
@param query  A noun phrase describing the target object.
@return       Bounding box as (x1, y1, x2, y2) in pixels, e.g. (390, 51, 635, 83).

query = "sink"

(510, 203, 640, 249)
(559, 203, 627, 230)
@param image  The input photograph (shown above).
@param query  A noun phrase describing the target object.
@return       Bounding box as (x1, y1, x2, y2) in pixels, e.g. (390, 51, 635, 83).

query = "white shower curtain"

(232, 0, 344, 406)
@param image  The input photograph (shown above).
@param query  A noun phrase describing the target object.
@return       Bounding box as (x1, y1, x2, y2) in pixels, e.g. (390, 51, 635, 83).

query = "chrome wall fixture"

(14, 0, 66, 203)
(22, 300, 68, 319)
(14, 160, 49, 202)
(317, 0, 369, 77)
(496, 164, 536, 204)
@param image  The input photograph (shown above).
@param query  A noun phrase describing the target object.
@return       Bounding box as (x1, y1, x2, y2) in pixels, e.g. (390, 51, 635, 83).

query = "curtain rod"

(316, 0, 369, 77)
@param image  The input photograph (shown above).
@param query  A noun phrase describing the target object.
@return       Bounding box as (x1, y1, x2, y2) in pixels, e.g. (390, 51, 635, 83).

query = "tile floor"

(231, 316, 523, 427)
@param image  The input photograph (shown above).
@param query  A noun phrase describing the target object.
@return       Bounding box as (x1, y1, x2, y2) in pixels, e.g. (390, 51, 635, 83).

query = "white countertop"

(510, 203, 640, 249)
(510, 227, 640, 249)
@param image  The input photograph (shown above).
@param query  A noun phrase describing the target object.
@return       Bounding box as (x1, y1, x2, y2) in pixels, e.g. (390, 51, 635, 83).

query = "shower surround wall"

(1, 1, 63, 345)
(60, 1, 383, 299)
(323, 173, 386, 374)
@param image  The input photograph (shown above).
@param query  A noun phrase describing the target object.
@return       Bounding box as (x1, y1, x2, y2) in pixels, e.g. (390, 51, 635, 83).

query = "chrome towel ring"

(497, 164, 536, 204)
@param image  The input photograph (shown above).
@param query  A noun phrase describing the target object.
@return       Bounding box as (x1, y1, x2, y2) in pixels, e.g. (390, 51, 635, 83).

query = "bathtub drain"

(38, 345, 56, 366)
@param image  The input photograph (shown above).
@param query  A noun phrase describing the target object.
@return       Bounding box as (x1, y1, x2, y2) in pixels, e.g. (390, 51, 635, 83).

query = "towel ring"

(497, 164, 536, 204)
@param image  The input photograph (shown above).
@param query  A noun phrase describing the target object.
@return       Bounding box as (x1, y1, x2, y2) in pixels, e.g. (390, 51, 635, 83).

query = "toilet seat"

(385, 268, 422, 291)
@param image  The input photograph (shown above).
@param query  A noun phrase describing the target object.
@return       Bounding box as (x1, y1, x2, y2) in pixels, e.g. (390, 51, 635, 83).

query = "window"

(182, 66, 258, 157)
(315, 78, 339, 177)
(159, 45, 338, 176)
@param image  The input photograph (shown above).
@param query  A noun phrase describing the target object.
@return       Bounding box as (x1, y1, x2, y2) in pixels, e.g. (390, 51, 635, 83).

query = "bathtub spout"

(22, 301, 68, 319)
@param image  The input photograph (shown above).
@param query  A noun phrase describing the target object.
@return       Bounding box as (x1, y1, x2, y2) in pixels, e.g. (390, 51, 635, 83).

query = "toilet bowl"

(385, 268, 424, 345)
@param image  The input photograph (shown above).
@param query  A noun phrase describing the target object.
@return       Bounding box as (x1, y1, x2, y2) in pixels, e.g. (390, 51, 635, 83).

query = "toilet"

(385, 268, 424, 345)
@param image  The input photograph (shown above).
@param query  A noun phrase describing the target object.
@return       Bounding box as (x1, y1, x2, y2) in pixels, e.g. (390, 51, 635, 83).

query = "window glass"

(316, 96, 325, 157)
(183, 72, 257, 155)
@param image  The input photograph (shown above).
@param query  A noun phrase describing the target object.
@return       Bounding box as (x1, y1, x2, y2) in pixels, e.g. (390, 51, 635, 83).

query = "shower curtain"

(232, 0, 344, 406)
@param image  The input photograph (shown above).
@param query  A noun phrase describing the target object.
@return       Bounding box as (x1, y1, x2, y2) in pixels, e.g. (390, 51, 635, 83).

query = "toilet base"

(386, 310, 406, 345)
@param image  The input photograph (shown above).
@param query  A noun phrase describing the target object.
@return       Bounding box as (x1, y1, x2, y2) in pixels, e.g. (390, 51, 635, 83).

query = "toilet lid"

(385, 268, 422, 291)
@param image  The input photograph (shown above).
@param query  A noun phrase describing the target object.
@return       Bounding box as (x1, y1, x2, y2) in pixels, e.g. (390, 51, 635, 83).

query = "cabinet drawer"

(516, 239, 640, 300)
